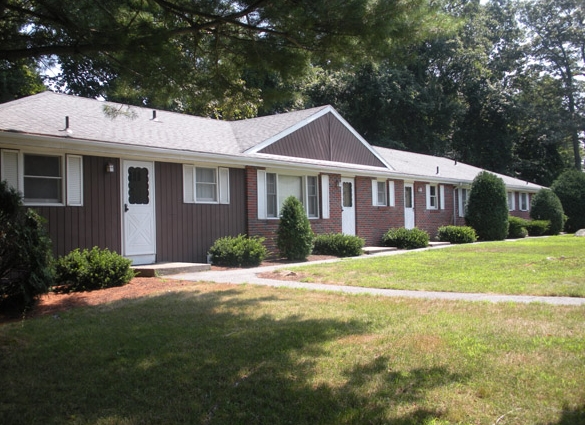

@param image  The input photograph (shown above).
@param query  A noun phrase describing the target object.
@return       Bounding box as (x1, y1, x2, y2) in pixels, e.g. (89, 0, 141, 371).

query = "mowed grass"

(290, 235, 585, 296)
(1, 283, 584, 425)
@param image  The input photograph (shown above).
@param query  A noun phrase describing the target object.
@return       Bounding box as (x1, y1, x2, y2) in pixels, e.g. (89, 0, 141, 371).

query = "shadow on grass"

(1, 287, 465, 425)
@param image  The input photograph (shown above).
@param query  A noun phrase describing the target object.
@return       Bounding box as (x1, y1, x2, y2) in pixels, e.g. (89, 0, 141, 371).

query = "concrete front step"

(133, 262, 210, 277)
(363, 246, 398, 255)
(428, 241, 451, 247)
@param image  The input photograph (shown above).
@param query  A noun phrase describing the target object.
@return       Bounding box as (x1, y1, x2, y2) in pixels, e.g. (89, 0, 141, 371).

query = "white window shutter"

(66, 155, 83, 206)
(389, 181, 395, 207)
(440, 185, 445, 210)
(183, 165, 195, 203)
(218, 167, 230, 204)
(1, 149, 19, 191)
(257, 170, 267, 219)
(321, 174, 330, 219)
(372, 179, 378, 206)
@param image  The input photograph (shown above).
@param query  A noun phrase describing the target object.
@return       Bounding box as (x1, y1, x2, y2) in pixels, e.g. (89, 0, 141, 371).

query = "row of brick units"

(245, 166, 534, 254)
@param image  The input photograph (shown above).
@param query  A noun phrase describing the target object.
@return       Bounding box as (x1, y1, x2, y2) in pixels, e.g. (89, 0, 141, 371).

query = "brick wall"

(412, 181, 457, 239)
(355, 177, 405, 245)
(245, 166, 342, 256)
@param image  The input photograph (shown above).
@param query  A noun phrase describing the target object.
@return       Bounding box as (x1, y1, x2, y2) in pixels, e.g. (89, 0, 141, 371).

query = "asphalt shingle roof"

(0, 92, 543, 190)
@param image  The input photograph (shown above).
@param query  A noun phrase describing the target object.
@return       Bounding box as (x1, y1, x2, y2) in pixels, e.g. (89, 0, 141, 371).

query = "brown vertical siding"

(259, 113, 386, 168)
(35, 156, 122, 258)
(155, 163, 247, 263)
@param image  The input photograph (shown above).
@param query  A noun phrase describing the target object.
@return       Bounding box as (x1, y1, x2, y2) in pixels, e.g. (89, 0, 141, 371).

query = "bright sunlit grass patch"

(290, 236, 585, 296)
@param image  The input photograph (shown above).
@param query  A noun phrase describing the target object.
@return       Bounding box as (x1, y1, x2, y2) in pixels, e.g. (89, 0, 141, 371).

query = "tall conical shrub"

(276, 196, 314, 260)
(465, 171, 509, 240)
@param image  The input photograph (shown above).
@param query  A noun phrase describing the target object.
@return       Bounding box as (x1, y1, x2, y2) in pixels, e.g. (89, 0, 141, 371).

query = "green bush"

(525, 220, 550, 236)
(313, 233, 365, 257)
(551, 170, 585, 233)
(208, 234, 267, 267)
(54, 247, 135, 292)
(465, 171, 509, 240)
(436, 226, 477, 244)
(0, 181, 53, 313)
(530, 189, 565, 235)
(382, 227, 429, 250)
(507, 216, 528, 239)
(277, 196, 314, 260)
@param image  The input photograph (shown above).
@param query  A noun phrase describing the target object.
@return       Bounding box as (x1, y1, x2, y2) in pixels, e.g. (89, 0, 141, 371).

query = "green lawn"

(1, 284, 584, 424)
(289, 235, 585, 297)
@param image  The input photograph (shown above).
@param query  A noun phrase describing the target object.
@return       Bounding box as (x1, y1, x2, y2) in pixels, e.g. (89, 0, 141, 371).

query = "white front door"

(123, 160, 156, 265)
(404, 183, 415, 229)
(341, 178, 356, 235)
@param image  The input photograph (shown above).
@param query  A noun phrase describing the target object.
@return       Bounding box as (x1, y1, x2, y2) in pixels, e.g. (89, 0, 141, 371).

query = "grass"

(290, 235, 585, 297)
(1, 283, 584, 424)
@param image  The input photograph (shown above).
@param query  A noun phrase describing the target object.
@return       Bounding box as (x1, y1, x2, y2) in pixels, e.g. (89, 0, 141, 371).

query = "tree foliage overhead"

(0, 0, 445, 116)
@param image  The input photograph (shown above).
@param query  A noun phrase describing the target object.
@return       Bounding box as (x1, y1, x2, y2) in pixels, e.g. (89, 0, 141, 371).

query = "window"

(427, 184, 438, 209)
(196, 167, 217, 202)
(307, 176, 319, 218)
(372, 180, 387, 206)
(23, 154, 62, 203)
(458, 188, 469, 217)
(1, 150, 83, 206)
(257, 171, 319, 218)
(426, 184, 445, 210)
(519, 192, 529, 211)
(508, 192, 515, 211)
(183, 165, 229, 204)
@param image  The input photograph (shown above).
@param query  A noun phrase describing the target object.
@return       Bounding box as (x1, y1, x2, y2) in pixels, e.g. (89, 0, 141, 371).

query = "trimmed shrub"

(54, 247, 135, 292)
(508, 216, 528, 239)
(313, 233, 365, 257)
(208, 234, 267, 267)
(551, 170, 585, 233)
(437, 226, 477, 244)
(382, 227, 429, 250)
(525, 220, 550, 236)
(530, 189, 565, 235)
(0, 181, 53, 312)
(465, 171, 509, 240)
(277, 196, 314, 260)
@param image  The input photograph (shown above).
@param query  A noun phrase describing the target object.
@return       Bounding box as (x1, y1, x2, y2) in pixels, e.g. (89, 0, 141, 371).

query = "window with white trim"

(257, 171, 319, 218)
(372, 180, 387, 206)
(1, 149, 83, 206)
(507, 192, 515, 211)
(426, 184, 438, 209)
(183, 165, 229, 204)
(519, 192, 529, 211)
(458, 188, 469, 217)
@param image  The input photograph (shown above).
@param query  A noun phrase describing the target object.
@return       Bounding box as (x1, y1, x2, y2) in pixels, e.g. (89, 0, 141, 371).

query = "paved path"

(166, 248, 585, 306)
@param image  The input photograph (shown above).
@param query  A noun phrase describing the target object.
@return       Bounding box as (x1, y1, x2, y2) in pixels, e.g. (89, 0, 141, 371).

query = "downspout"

(453, 186, 457, 225)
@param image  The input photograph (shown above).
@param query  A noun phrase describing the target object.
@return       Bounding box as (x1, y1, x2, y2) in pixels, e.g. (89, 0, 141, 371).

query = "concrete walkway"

(166, 247, 585, 306)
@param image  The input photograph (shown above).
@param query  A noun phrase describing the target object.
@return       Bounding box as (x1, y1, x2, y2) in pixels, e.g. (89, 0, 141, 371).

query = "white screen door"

(123, 160, 156, 265)
(404, 183, 415, 229)
(341, 178, 356, 235)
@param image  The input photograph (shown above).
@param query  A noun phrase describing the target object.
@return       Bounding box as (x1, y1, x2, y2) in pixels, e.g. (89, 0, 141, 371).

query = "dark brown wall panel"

(155, 163, 247, 263)
(36, 156, 122, 258)
(260, 113, 386, 168)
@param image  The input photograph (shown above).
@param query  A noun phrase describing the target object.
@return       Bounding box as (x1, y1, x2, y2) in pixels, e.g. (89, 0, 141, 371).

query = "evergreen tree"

(276, 196, 314, 261)
(465, 171, 509, 240)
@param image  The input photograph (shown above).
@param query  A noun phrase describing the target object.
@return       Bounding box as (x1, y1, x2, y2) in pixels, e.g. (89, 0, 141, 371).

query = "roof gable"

(248, 108, 390, 169)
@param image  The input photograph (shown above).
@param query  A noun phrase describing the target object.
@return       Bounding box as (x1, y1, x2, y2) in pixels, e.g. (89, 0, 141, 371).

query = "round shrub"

(382, 227, 429, 250)
(54, 247, 135, 292)
(551, 170, 585, 233)
(0, 181, 53, 313)
(530, 189, 565, 235)
(208, 234, 267, 267)
(436, 226, 477, 244)
(312, 233, 365, 257)
(525, 220, 550, 236)
(277, 196, 314, 260)
(507, 216, 528, 239)
(465, 171, 509, 240)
